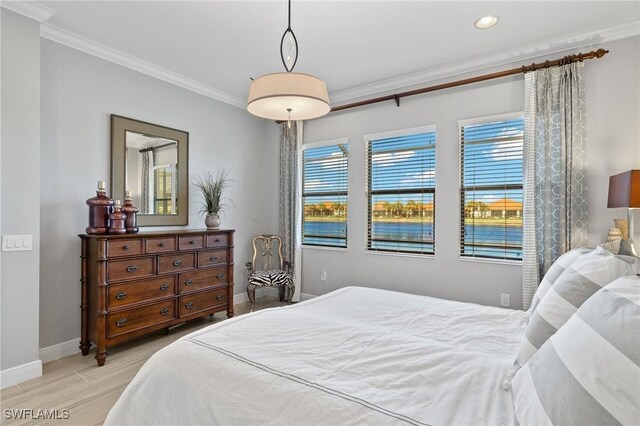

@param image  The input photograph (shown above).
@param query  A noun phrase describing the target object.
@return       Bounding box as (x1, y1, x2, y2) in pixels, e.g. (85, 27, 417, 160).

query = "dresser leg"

(80, 341, 90, 356)
(95, 351, 107, 367)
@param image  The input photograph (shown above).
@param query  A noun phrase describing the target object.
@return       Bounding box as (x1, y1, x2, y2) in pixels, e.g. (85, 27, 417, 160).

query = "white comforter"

(105, 287, 527, 426)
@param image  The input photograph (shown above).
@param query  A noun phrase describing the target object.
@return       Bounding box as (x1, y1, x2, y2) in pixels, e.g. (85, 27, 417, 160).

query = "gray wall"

(1, 10, 42, 370)
(39, 40, 280, 349)
(302, 36, 640, 309)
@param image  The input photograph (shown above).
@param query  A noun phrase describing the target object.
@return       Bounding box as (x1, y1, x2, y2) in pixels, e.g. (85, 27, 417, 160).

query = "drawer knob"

(189, 240, 194, 245)
(185, 302, 193, 309)
(159, 242, 166, 247)
(185, 279, 193, 286)
(126, 265, 137, 273)
(216, 295, 224, 301)
(214, 239, 220, 243)
(210, 256, 218, 261)
(216, 274, 224, 279)
(160, 284, 170, 292)
(123, 245, 129, 250)
(115, 291, 127, 300)
(173, 259, 183, 266)
(115, 318, 128, 327)
(160, 308, 170, 316)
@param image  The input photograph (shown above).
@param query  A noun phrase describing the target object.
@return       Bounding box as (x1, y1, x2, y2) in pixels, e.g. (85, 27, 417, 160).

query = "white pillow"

(512, 276, 640, 425)
(516, 246, 637, 366)
(527, 247, 592, 316)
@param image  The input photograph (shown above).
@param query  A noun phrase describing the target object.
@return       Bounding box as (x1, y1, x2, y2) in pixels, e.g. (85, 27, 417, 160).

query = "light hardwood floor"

(1, 297, 285, 426)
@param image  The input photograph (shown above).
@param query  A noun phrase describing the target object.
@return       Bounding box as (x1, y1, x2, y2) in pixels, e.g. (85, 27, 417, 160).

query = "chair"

(246, 234, 295, 311)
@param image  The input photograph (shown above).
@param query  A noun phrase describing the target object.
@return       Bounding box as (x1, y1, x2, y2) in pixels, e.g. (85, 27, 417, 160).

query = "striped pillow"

(527, 247, 592, 316)
(512, 276, 640, 425)
(516, 246, 637, 366)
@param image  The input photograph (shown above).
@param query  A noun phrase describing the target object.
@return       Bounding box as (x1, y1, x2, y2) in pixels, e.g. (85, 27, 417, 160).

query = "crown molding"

(0, 1, 55, 23)
(330, 20, 640, 105)
(40, 23, 246, 109)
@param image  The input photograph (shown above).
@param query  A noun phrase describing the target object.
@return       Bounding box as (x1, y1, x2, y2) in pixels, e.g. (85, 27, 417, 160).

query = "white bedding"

(105, 287, 527, 425)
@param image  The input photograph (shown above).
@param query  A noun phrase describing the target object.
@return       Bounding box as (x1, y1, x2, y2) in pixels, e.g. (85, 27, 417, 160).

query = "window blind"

(366, 131, 436, 254)
(154, 167, 173, 214)
(460, 117, 524, 260)
(302, 143, 349, 248)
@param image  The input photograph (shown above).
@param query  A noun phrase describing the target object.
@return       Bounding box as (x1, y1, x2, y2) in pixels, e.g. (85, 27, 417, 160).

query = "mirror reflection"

(125, 131, 178, 215)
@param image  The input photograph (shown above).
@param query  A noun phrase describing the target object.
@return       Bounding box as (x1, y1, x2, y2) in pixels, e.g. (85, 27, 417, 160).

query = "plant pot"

(205, 213, 221, 230)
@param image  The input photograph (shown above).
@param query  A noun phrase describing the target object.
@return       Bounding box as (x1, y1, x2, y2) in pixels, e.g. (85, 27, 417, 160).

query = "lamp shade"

(607, 169, 640, 208)
(247, 72, 330, 121)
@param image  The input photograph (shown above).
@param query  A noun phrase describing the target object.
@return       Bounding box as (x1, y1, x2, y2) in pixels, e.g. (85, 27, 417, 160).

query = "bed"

(105, 286, 527, 425)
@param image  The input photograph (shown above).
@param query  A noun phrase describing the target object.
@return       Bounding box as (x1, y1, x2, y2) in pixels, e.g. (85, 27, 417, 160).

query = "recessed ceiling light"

(474, 15, 499, 29)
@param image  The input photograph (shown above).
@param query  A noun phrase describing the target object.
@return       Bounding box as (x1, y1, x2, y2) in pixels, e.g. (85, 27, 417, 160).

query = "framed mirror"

(111, 115, 189, 226)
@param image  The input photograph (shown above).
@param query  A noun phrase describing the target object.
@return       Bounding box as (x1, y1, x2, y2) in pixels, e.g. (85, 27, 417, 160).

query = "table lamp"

(607, 169, 640, 241)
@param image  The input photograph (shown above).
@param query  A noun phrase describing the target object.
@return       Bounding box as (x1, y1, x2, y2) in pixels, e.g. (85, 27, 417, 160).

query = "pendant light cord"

(288, 0, 291, 29)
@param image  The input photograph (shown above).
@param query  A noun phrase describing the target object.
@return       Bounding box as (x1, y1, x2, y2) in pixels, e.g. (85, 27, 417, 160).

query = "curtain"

(280, 121, 303, 302)
(522, 63, 588, 309)
(140, 151, 154, 214)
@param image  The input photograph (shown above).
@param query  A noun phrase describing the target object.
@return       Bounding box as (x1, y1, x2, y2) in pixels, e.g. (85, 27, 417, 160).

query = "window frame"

(301, 138, 350, 249)
(458, 112, 524, 263)
(364, 125, 437, 256)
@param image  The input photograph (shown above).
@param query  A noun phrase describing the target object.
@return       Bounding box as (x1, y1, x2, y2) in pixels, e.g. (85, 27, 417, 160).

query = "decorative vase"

(108, 200, 127, 234)
(205, 213, 221, 230)
(86, 180, 114, 234)
(122, 190, 139, 233)
(606, 227, 622, 242)
(614, 219, 629, 240)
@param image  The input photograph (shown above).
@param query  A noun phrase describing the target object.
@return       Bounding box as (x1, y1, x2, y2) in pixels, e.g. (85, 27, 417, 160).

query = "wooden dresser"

(79, 229, 235, 366)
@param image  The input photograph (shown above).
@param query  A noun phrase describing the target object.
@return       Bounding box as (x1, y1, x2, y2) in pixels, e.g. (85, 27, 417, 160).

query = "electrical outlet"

(500, 293, 510, 307)
(320, 269, 327, 281)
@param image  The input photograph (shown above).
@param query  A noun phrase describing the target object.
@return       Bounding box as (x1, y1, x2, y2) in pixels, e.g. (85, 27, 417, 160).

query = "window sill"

(458, 256, 522, 266)
(302, 245, 348, 253)
(364, 250, 435, 260)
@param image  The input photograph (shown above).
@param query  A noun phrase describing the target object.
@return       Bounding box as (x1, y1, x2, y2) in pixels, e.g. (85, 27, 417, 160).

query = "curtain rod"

(327, 48, 609, 114)
(139, 142, 176, 153)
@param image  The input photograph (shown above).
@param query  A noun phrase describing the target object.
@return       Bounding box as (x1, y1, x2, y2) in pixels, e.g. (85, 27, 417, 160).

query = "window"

(459, 115, 524, 261)
(153, 164, 175, 214)
(366, 127, 436, 255)
(302, 140, 349, 248)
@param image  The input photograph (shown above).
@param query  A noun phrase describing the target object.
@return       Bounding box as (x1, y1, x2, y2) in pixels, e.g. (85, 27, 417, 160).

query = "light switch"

(2, 235, 33, 251)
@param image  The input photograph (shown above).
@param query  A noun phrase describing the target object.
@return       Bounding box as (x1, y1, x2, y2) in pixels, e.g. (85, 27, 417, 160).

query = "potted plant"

(193, 170, 231, 229)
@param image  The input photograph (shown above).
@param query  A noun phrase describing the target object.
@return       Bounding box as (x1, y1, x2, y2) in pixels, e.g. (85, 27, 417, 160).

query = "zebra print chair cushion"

(249, 270, 293, 289)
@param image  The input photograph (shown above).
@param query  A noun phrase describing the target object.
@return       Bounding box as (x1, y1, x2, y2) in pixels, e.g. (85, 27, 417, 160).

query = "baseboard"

(39, 338, 80, 364)
(0, 360, 42, 389)
(233, 291, 249, 304)
(300, 292, 317, 301)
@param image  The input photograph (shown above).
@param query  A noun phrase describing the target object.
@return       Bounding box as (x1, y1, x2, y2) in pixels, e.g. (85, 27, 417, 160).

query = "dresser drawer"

(179, 287, 227, 317)
(158, 253, 195, 274)
(146, 237, 176, 253)
(107, 300, 175, 337)
(179, 235, 204, 251)
(206, 234, 228, 248)
(198, 249, 228, 268)
(107, 257, 155, 282)
(107, 239, 144, 257)
(179, 266, 227, 293)
(107, 276, 175, 309)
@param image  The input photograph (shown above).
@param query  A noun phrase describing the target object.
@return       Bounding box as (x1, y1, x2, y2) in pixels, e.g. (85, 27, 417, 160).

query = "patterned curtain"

(522, 62, 588, 309)
(279, 121, 303, 302)
(140, 151, 154, 214)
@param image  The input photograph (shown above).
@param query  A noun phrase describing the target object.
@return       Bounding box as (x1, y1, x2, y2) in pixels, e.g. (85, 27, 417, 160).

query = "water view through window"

(460, 117, 524, 260)
(367, 129, 436, 254)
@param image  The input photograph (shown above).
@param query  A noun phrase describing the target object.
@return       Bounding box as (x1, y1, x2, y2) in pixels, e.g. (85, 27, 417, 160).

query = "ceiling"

(16, 1, 640, 107)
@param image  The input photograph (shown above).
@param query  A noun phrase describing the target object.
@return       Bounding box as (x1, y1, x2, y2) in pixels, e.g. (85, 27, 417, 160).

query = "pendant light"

(247, 0, 330, 122)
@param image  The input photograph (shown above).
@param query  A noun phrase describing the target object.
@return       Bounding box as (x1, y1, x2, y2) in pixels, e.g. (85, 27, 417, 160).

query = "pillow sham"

(516, 246, 637, 366)
(527, 247, 592, 316)
(512, 276, 640, 426)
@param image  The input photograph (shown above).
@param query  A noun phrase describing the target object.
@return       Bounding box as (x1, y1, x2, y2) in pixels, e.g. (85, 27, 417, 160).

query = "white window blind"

(366, 129, 436, 254)
(302, 142, 349, 248)
(460, 117, 524, 261)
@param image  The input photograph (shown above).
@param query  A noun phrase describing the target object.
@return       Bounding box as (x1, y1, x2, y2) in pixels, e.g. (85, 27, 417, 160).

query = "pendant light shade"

(247, 72, 330, 121)
(247, 0, 330, 121)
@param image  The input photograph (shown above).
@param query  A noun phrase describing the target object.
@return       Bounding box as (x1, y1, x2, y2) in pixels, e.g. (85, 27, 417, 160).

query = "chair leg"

(288, 284, 294, 304)
(247, 284, 256, 312)
(278, 285, 285, 302)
